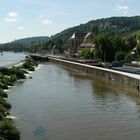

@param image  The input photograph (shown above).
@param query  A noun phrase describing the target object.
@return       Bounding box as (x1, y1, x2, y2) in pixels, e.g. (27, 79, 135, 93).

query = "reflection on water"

(8, 64, 140, 140)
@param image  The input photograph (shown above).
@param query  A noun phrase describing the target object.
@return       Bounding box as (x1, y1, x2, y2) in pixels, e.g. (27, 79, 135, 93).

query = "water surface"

(7, 64, 140, 140)
(0, 51, 26, 67)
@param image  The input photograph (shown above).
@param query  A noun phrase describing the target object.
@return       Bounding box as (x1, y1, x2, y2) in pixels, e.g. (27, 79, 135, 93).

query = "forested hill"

(52, 16, 140, 41)
(1, 16, 140, 52)
(0, 36, 49, 51)
(14, 36, 49, 45)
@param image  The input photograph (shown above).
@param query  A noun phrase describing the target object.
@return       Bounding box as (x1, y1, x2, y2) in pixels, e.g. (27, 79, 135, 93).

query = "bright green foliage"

(10, 75, 17, 83)
(80, 48, 94, 59)
(94, 33, 137, 62)
(9, 68, 26, 79)
(0, 67, 26, 79)
(0, 76, 14, 86)
(0, 97, 11, 110)
(95, 33, 114, 62)
(22, 58, 38, 71)
(0, 119, 20, 140)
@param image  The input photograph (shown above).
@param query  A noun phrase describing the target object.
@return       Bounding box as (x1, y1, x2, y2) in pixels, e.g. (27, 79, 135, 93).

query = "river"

(6, 62, 140, 140)
(0, 51, 26, 67)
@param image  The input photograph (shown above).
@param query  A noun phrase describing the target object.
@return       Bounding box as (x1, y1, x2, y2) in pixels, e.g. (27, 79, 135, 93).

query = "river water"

(0, 51, 26, 67)
(6, 62, 140, 140)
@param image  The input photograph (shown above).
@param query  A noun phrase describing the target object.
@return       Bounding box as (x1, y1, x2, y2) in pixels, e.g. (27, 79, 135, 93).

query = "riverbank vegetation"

(0, 58, 38, 140)
(22, 58, 38, 71)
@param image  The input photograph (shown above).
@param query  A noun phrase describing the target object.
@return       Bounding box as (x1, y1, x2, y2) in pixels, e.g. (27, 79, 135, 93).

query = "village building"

(78, 32, 95, 53)
(69, 32, 86, 55)
(69, 32, 95, 55)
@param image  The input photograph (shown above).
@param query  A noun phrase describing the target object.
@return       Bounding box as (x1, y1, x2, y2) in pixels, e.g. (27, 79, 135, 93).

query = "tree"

(115, 51, 125, 61)
(79, 48, 95, 59)
(95, 33, 114, 62)
(136, 41, 140, 59)
(111, 36, 125, 52)
(127, 36, 137, 51)
(80, 49, 90, 59)
(55, 39, 64, 53)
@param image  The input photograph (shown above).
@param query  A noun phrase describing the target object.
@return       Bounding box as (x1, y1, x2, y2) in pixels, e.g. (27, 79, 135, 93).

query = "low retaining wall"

(49, 57, 140, 92)
(30, 54, 49, 62)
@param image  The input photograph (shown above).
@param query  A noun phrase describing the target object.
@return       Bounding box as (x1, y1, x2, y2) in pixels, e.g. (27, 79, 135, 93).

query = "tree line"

(0, 33, 140, 63)
(80, 33, 139, 62)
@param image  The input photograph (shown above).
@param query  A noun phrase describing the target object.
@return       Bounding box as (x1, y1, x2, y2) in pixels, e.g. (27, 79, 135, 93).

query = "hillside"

(0, 36, 49, 51)
(14, 36, 49, 45)
(52, 16, 140, 41)
(1, 16, 140, 52)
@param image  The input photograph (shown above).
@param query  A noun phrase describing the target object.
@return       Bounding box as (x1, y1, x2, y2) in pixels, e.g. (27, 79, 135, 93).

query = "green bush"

(10, 75, 17, 83)
(15, 71, 26, 79)
(0, 97, 11, 110)
(23, 62, 30, 69)
(0, 67, 9, 75)
(25, 58, 38, 66)
(0, 89, 8, 98)
(0, 67, 26, 80)
(0, 58, 39, 140)
(0, 119, 20, 140)
(22, 58, 37, 71)
(0, 105, 6, 120)
(8, 68, 26, 79)
(0, 76, 14, 86)
(0, 84, 8, 90)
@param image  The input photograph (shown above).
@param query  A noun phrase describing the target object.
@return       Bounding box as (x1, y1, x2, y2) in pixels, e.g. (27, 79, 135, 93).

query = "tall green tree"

(95, 33, 114, 62)
(136, 41, 140, 59)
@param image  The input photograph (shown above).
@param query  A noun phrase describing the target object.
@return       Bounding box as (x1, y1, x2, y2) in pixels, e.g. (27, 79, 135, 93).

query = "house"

(78, 32, 95, 53)
(69, 32, 95, 55)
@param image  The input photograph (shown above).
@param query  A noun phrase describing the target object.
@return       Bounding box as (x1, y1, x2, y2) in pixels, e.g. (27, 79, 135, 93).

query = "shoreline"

(0, 58, 39, 140)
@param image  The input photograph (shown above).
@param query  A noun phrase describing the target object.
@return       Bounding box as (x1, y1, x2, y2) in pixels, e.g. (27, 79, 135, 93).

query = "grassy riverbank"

(0, 58, 38, 140)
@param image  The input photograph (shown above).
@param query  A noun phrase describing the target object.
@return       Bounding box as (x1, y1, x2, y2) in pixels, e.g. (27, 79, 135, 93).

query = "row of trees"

(28, 33, 139, 63)
(80, 33, 139, 62)
(28, 39, 67, 54)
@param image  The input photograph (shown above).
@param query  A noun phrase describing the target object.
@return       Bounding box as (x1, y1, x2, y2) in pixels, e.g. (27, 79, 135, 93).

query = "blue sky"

(0, 0, 140, 43)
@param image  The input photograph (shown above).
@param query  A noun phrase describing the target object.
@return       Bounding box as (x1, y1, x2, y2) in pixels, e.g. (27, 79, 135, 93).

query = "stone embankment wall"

(49, 57, 140, 92)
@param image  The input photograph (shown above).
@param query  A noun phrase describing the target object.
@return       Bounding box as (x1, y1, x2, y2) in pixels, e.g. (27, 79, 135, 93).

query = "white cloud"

(42, 19, 52, 25)
(4, 18, 17, 23)
(40, 14, 53, 25)
(4, 11, 18, 23)
(118, 5, 129, 14)
(118, 5, 128, 10)
(18, 26, 24, 30)
(8, 11, 18, 17)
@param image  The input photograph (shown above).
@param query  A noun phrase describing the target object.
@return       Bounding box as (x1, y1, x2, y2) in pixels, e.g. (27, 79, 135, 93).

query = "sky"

(0, 0, 140, 43)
